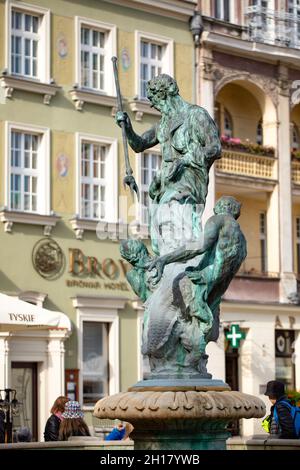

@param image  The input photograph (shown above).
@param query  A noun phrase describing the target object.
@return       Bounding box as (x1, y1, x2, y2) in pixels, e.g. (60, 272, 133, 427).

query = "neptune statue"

(116, 74, 247, 379)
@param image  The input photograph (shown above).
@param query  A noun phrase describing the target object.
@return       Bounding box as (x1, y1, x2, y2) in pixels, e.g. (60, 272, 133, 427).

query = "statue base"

(94, 381, 266, 450)
(129, 377, 230, 391)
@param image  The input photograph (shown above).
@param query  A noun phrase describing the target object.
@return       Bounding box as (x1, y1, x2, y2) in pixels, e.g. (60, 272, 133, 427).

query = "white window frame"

(214, 0, 231, 22)
(5, 0, 50, 83)
(288, 0, 300, 37)
(75, 133, 118, 223)
(5, 121, 50, 215)
(135, 30, 174, 100)
(75, 16, 116, 96)
(135, 147, 162, 226)
(73, 297, 123, 411)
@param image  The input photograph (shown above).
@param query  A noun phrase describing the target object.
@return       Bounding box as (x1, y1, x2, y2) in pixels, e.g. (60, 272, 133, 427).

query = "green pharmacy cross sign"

(226, 324, 245, 349)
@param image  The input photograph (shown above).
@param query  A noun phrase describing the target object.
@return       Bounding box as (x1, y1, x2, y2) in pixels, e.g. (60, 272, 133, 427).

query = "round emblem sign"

(32, 238, 65, 279)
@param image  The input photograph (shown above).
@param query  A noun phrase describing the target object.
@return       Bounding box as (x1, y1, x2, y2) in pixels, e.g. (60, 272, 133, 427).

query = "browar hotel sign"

(32, 239, 130, 292)
(67, 248, 130, 291)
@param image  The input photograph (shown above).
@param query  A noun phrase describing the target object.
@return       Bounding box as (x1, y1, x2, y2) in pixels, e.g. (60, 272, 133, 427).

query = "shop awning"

(0, 293, 71, 332)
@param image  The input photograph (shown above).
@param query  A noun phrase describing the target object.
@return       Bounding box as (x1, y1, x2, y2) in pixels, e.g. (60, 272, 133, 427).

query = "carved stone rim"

(94, 390, 266, 421)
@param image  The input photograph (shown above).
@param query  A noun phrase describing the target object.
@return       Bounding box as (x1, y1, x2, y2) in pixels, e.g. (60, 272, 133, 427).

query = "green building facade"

(0, 0, 195, 440)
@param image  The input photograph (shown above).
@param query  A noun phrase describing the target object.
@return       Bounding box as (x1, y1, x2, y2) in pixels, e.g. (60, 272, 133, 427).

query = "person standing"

(58, 401, 90, 441)
(44, 396, 69, 441)
(0, 410, 5, 443)
(264, 380, 296, 439)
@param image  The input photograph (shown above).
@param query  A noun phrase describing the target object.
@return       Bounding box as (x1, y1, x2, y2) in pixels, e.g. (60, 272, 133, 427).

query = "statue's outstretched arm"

(147, 217, 220, 285)
(116, 111, 159, 152)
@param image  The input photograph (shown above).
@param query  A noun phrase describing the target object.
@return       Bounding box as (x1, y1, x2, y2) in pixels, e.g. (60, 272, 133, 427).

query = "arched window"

(256, 119, 263, 145)
(224, 108, 233, 138)
(292, 123, 300, 150)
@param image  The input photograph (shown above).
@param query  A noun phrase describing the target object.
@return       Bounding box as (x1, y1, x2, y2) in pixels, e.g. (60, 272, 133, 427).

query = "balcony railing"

(216, 149, 276, 180)
(245, 5, 300, 49)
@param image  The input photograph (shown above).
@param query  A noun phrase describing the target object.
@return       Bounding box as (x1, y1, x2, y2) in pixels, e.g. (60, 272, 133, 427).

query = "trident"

(112, 56, 139, 200)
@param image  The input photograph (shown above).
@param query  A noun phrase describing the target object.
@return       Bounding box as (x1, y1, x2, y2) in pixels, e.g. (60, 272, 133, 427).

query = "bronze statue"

(116, 73, 246, 379)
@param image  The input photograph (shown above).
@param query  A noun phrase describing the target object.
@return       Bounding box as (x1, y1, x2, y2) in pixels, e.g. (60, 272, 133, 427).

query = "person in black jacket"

(265, 380, 296, 439)
(44, 396, 69, 441)
(0, 410, 5, 443)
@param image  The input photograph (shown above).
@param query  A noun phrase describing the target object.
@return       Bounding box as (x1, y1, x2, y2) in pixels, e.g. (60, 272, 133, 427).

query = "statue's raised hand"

(115, 111, 131, 129)
(146, 257, 166, 286)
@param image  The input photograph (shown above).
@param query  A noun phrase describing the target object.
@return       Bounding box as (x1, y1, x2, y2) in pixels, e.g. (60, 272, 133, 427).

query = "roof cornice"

(100, 0, 196, 21)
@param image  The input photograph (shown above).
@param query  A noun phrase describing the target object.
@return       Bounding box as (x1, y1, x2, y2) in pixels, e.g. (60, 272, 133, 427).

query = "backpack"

(273, 399, 300, 438)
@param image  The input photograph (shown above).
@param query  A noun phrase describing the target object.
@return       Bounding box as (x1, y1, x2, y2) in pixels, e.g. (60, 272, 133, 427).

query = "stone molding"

(0, 74, 60, 104)
(128, 99, 161, 121)
(101, 0, 196, 21)
(69, 216, 128, 240)
(212, 64, 280, 106)
(69, 87, 117, 112)
(72, 295, 128, 310)
(0, 209, 60, 235)
(95, 390, 266, 421)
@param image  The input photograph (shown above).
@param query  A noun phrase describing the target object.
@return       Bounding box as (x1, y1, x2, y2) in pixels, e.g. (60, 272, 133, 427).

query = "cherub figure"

(147, 196, 247, 351)
(120, 239, 153, 302)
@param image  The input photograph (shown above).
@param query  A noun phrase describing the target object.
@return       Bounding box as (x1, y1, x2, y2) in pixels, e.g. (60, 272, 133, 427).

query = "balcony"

(292, 160, 300, 185)
(223, 274, 280, 303)
(216, 143, 276, 188)
(225, 256, 280, 303)
(245, 6, 300, 49)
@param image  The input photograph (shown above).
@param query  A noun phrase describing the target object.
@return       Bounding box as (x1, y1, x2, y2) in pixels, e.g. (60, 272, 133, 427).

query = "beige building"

(0, 0, 299, 441)
(197, 0, 300, 435)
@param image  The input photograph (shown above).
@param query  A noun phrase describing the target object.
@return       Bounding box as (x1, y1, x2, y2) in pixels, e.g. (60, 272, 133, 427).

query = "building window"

(292, 123, 300, 150)
(296, 217, 300, 274)
(76, 18, 116, 95)
(214, 0, 230, 22)
(224, 108, 233, 138)
(259, 212, 267, 273)
(11, 10, 39, 77)
(224, 328, 240, 436)
(76, 133, 118, 222)
(136, 31, 173, 99)
(288, 0, 300, 46)
(140, 152, 161, 225)
(6, 123, 50, 214)
(275, 330, 295, 390)
(82, 321, 109, 406)
(80, 26, 105, 91)
(140, 41, 163, 98)
(81, 141, 106, 220)
(256, 119, 263, 144)
(7, 3, 50, 82)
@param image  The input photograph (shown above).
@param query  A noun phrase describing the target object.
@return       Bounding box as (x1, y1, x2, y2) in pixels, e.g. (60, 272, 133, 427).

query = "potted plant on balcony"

(221, 135, 275, 157)
(291, 150, 300, 161)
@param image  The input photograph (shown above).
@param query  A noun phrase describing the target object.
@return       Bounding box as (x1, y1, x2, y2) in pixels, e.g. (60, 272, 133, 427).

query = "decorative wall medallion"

(32, 239, 65, 279)
(57, 34, 68, 58)
(121, 48, 130, 71)
(56, 153, 69, 178)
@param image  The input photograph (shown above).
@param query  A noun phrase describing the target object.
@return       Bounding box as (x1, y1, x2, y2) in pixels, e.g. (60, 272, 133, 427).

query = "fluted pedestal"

(94, 385, 266, 450)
